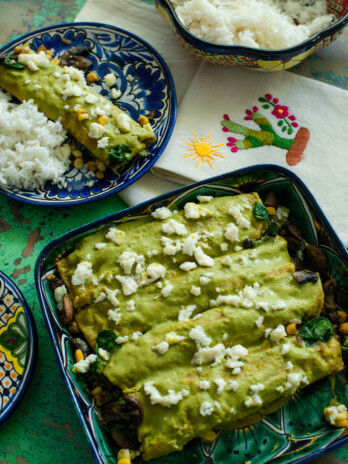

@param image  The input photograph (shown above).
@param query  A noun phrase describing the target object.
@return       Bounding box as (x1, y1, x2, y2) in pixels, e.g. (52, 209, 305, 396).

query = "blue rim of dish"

(155, 0, 348, 58)
(0, 270, 37, 426)
(0, 21, 177, 206)
(35, 163, 348, 464)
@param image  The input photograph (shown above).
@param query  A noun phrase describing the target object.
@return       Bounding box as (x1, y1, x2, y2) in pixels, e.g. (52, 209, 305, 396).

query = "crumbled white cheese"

(125, 299, 136, 312)
(95, 242, 107, 250)
(161, 236, 182, 256)
(213, 294, 241, 307)
(272, 301, 287, 311)
(182, 232, 200, 256)
(277, 206, 289, 222)
(228, 205, 251, 229)
(72, 261, 92, 286)
(178, 304, 196, 321)
(192, 343, 226, 366)
(161, 284, 173, 298)
(250, 383, 265, 394)
(184, 202, 212, 219)
(270, 325, 287, 343)
(161, 219, 188, 236)
(285, 372, 303, 392)
(285, 361, 294, 370)
(152, 341, 169, 355)
(64, 66, 85, 82)
(115, 275, 138, 295)
(197, 195, 213, 203)
(105, 227, 125, 245)
(200, 401, 214, 416)
(63, 104, 70, 109)
(165, 332, 185, 344)
(276, 385, 285, 393)
(108, 308, 121, 324)
(152, 207, 172, 220)
(116, 335, 129, 344)
(198, 380, 210, 390)
(194, 247, 214, 267)
(141, 263, 166, 285)
(117, 112, 131, 132)
(255, 316, 264, 328)
(111, 88, 121, 99)
(85, 93, 99, 104)
(131, 331, 143, 340)
(144, 382, 189, 407)
(190, 286, 201, 296)
(220, 242, 228, 251)
(224, 223, 239, 242)
(97, 137, 109, 149)
(180, 261, 197, 272)
(18, 51, 50, 71)
(228, 380, 239, 392)
(118, 251, 144, 275)
(199, 272, 214, 285)
(324, 404, 348, 425)
(281, 343, 291, 355)
(72, 354, 97, 374)
(33, 83, 41, 90)
(54, 285, 67, 311)
(61, 81, 85, 100)
(104, 72, 116, 87)
(98, 348, 110, 360)
(189, 326, 212, 347)
(106, 288, 120, 307)
(215, 378, 227, 394)
(88, 122, 105, 139)
(94, 292, 106, 303)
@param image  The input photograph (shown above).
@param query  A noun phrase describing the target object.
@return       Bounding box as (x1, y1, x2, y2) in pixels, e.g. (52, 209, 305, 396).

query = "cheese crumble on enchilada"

(51, 193, 343, 461)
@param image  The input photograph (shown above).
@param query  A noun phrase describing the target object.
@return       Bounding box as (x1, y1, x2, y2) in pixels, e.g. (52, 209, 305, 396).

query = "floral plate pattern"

(0, 22, 176, 205)
(35, 165, 348, 464)
(0, 270, 37, 425)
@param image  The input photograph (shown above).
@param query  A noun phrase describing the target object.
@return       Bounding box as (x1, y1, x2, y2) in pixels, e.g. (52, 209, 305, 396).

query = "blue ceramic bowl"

(35, 164, 348, 464)
(154, 0, 348, 70)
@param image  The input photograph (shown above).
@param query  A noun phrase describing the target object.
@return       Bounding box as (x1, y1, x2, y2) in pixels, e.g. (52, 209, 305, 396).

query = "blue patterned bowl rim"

(155, 0, 348, 59)
(0, 22, 177, 206)
(35, 163, 348, 464)
(0, 270, 38, 426)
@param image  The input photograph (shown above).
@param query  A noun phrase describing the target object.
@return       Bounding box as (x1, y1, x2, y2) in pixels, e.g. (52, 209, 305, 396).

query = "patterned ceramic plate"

(35, 165, 348, 464)
(0, 270, 37, 425)
(0, 22, 176, 205)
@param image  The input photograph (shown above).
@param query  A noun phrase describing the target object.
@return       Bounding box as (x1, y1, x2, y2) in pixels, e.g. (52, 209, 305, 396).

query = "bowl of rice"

(154, 0, 348, 70)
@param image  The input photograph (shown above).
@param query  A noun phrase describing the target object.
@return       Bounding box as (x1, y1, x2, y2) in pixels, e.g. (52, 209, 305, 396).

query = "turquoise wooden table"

(0, 1, 347, 463)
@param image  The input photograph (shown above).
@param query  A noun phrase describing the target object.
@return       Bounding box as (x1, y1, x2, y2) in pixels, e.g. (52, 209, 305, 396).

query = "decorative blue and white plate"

(0, 270, 37, 425)
(0, 22, 176, 205)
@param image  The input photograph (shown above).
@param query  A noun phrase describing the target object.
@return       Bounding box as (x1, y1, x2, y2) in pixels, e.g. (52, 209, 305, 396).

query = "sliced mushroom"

(49, 277, 64, 292)
(69, 337, 90, 358)
(109, 426, 139, 449)
(264, 191, 278, 208)
(59, 45, 93, 70)
(293, 270, 319, 285)
(303, 244, 328, 278)
(323, 278, 338, 311)
(100, 396, 143, 426)
(61, 292, 74, 326)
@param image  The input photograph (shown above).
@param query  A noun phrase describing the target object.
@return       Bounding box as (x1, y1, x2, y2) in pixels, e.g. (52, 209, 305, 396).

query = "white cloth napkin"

(151, 64, 348, 245)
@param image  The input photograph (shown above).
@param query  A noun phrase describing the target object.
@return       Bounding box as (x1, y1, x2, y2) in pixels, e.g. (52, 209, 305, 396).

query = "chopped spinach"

(96, 329, 120, 353)
(108, 145, 132, 166)
(299, 317, 334, 346)
(4, 52, 25, 70)
(253, 202, 277, 236)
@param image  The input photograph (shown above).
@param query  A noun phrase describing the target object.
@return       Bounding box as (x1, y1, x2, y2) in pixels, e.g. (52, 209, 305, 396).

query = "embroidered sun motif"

(183, 131, 225, 169)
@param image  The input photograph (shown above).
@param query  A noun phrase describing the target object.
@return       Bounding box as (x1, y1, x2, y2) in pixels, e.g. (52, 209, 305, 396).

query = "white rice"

(0, 90, 71, 189)
(171, 0, 335, 49)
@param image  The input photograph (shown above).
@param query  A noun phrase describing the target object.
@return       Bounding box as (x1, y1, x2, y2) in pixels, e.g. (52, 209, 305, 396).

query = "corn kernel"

(286, 323, 297, 335)
(117, 459, 131, 464)
(117, 449, 130, 460)
(78, 113, 89, 122)
(87, 72, 99, 83)
(90, 386, 103, 396)
(36, 44, 47, 53)
(14, 46, 22, 54)
(96, 159, 106, 172)
(45, 272, 55, 280)
(336, 419, 348, 428)
(97, 115, 109, 126)
(323, 407, 332, 416)
(266, 206, 277, 215)
(53, 58, 60, 65)
(138, 115, 149, 126)
(72, 149, 83, 158)
(338, 311, 347, 324)
(74, 349, 84, 363)
(96, 171, 104, 179)
(87, 161, 98, 171)
(74, 158, 84, 169)
(339, 322, 348, 334)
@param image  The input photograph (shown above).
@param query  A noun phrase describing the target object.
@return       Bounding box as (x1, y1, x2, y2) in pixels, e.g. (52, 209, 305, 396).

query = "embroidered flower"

(227, 137, 238, 153)
(272, 105, 289, 119)
(222, 114, 230, 132)
(244, 106, 259, 121)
